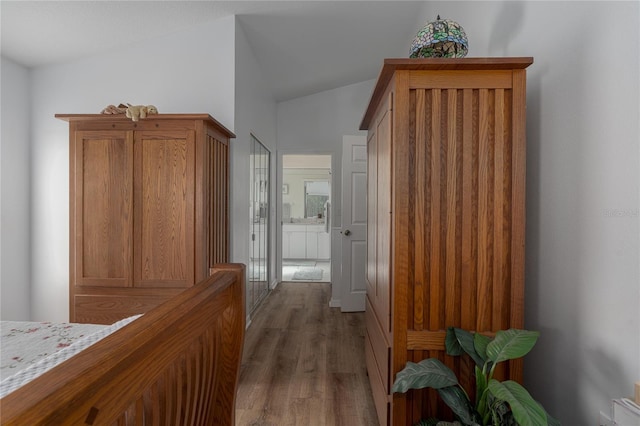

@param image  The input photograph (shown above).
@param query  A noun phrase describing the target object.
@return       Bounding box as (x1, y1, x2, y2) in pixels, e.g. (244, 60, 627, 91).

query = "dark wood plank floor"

(235, 282, 378, 426)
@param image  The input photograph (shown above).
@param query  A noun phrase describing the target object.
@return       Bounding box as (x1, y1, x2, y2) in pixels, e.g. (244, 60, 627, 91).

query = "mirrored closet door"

(249, 135, 271, 312)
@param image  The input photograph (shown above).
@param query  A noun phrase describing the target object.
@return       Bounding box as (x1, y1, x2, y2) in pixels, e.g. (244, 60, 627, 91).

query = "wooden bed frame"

(0, 264, 245, 426)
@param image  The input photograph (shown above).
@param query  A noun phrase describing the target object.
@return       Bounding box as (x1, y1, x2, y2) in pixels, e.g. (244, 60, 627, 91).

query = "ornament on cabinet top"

(125, 104, 158, 121)
(409, 15, 468, 58)
(100, 103, 159, 121)
(100, 103, 128, 114)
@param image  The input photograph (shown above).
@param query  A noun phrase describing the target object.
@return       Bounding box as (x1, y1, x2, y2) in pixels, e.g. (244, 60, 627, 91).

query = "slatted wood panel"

(408, 86, 515, 334)
(209, 133, 230, 267)
(112, 329, 223, 425)
(0, 265, 245, 426)
(401, 73, 525, 422)
(360, 59, 532, 425)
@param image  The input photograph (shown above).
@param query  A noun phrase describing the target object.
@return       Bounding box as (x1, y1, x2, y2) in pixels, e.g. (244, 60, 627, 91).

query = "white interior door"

(340, 135, 367, 312)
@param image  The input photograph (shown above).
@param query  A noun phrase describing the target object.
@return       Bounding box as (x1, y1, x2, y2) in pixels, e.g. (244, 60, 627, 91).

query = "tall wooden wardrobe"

(360, 58, 534, 425)
(57, 114, 234, 324)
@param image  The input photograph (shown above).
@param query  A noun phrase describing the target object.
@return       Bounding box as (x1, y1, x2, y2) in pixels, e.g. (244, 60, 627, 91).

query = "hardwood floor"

(236, 282, 378, 426)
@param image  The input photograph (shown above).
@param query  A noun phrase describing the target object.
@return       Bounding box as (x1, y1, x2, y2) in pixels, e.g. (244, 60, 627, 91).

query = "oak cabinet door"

(73, 130, 134, 288)
(366, 93, 393, 335)
(134, 130, 196, 288)
(375, 102, 392, 334)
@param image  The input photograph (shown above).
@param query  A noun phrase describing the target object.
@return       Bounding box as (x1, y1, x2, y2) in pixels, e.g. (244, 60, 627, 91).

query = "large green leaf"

(473, 332, 492, 361)
(486, 329, 539, 363)
(475, 365, 488, 414)
(445, 327, 467, 356)
(446, 327, 485, 366)
(437, 385, 481, 426)
(488, 380, 547, 426)
(392, 358, 459, 393)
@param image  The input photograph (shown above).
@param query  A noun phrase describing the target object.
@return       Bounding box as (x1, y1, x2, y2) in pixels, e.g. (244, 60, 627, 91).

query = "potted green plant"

(392, 327, 559, 426)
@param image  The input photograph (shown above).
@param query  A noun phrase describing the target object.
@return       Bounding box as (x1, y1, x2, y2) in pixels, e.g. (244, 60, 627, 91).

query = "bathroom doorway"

(281, 154, 331, 283)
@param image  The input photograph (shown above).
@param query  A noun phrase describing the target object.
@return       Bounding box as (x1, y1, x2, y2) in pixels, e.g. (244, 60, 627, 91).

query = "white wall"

(420, 1, 639, 422)
(277, 79, 375, 228)
(0, 56, 31, 320)
(522, 3, 639, 421)
(28, 17, 236, 322)
(234, 19, 278, 317)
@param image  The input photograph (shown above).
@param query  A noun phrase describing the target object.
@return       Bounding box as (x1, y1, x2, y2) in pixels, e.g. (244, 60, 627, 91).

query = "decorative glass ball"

(409, 15, 469, 58)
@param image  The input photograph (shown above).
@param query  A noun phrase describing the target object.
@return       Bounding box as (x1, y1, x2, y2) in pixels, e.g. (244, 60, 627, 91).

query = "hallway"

(235, 282, 377, 426)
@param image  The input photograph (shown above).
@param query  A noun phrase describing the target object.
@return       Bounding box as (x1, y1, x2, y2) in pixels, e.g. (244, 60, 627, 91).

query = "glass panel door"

(249, 135, 270, 311)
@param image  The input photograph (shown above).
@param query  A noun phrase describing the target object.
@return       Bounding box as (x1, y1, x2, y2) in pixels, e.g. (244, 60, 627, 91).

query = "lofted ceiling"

(0, 1, 430, 101)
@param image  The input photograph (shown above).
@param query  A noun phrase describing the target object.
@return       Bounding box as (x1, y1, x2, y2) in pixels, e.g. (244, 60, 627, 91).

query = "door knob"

(343, 229, 351, 236)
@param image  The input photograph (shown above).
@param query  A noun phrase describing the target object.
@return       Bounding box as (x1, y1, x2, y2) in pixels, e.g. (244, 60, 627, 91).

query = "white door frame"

(276, 150, 334, 288)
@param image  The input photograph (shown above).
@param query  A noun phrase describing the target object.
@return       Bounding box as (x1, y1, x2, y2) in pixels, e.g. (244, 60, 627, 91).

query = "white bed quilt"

(0, 315, 140, 397)
(1, 321, 106, 379)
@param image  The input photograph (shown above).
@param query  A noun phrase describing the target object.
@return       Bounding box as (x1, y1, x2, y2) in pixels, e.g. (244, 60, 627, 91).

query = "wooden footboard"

(0, 263, 245, 426)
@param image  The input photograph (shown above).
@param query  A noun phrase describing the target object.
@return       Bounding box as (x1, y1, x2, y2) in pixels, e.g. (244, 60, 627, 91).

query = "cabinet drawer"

(366, 331, 389, 426)
(366, 296, 390, 392)
(74, 294, 170, 324)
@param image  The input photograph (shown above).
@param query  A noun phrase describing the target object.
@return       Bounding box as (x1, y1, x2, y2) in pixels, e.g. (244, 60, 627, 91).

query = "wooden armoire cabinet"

(360, 58, 533, 425)
(57, 114, 235, 324)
